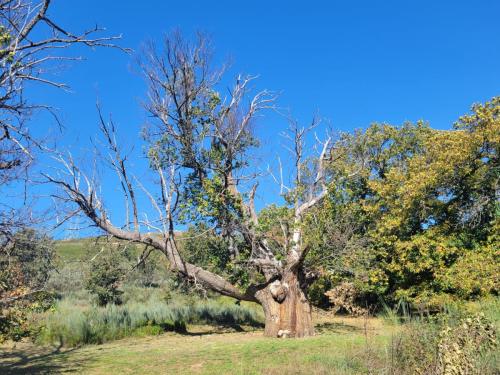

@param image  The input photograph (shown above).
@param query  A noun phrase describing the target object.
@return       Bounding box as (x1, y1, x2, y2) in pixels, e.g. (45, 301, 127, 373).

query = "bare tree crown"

(0, 0, 127, 179)
(46, 32, 334, 316)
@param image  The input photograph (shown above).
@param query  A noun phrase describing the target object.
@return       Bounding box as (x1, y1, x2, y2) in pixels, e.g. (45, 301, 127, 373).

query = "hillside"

(55, 239, 90, 261)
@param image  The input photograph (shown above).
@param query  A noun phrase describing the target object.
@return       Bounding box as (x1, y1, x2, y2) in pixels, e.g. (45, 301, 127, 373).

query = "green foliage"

(371, 98, 499, 306)
(389, 311, 498, 375)
(179, 223, 256, 290)
(0, 229, 56, 342)
(0, 291, 55, 342)
(307, 97, 499, 309)
(180, 223, 231, 272)
(438, 245, 499, 300)
(307, 275, 334, 308)
(84, 242, 131, 306)
(0, 229, 55, 292)
(256, 204, 293, 260)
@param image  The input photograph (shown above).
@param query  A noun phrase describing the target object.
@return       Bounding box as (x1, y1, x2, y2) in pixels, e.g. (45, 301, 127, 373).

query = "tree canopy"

(46, 32, 499, 337)
(305, 97, 499, 309)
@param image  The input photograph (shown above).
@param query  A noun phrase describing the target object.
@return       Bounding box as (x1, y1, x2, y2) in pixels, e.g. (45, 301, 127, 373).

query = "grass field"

(54, 237, 153, 262)
(5, 240, 495, 374)
(2, 239, 391, 374)
(55, 239, 90, 261)
(0, 315, 391, 375)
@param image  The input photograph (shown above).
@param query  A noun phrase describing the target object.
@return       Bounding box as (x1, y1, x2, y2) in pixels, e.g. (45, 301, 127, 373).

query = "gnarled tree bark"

(257, 271, 314, 337)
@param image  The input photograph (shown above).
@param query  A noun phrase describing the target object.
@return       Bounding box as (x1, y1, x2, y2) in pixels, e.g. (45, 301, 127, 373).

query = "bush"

(0, 229, 55, 291)
(0, 229, 56, 342)
(84, 244, 127, 306)
(46, 262, 88, 296)
(344, 298, 499, 374)
(387, 311, 498, 374)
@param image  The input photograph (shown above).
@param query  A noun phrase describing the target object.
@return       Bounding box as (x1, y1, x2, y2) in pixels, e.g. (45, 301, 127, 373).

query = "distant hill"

(55, 238, 90, 261)
(55, 235, 173, 261)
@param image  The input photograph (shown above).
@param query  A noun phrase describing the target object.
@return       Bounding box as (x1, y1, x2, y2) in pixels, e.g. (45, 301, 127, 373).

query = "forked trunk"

(256, 271, 314, 338)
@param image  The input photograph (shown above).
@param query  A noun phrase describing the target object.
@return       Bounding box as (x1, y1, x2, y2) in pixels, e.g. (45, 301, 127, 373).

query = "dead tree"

(0, 0, 126, 179)
(46, 32, 334, 338)
(0, 0, 125, 216)
(0, 0, 126, 303)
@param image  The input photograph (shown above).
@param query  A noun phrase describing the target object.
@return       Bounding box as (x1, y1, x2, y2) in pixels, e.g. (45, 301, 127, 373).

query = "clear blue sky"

(23, 0, 500, 237)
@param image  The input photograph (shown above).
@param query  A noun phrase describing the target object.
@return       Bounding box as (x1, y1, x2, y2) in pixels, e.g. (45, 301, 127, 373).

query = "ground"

(0, 314, 392, 375)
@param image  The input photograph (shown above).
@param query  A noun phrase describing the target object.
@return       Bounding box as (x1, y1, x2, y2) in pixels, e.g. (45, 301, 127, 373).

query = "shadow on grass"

(182, 323, 261, 336)
(0, 324, 261, 374)
(315, 321, 362, 334)
(0, 343, 89, 374)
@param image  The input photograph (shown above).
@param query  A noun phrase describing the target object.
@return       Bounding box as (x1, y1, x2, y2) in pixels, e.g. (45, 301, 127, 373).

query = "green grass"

(18, 237, 500, 374)
(54, 238, 150, 262)
(2, 300, 499, 374)
(0, 316, 388, 374)
(55, 239, 89, 261)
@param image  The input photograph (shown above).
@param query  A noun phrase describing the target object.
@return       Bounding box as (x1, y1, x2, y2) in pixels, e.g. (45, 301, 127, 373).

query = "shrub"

(324, 282, 368, 316)
(37, 294, 263, 346)
(0, 229, 56, 342)
(0, 229, 55, 291)
(389, 312, 498, 375)
(84, 245, 126, 306)
(46, 262, 88, 295)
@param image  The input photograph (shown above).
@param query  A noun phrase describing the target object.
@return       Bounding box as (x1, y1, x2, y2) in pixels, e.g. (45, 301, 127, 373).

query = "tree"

(0, 0, 125, 288)
(46, 32, 336, 337)
(0, 0, 125, 230)
(0, 0, 125, 339)
(310, 98, 499, 308)
(85, 241, 128, 306)
(304, 121, 435, 304)
(0, 0, 126, 174)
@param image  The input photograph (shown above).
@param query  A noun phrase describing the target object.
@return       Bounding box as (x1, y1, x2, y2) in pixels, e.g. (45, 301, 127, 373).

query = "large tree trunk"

(256, 271, 314, 338)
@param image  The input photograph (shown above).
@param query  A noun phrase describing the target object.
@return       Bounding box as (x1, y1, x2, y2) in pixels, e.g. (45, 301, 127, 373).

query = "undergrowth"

(371, 297, 500, 374)
(35, 289, 263, 347)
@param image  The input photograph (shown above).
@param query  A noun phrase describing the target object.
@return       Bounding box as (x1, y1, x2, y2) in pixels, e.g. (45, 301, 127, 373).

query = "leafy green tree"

(85, 243, 130, 306)
(310, 98, 499, 309)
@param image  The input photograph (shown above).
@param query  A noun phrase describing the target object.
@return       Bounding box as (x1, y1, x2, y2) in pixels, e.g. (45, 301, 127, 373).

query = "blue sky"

(21, 0, 500, 237)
